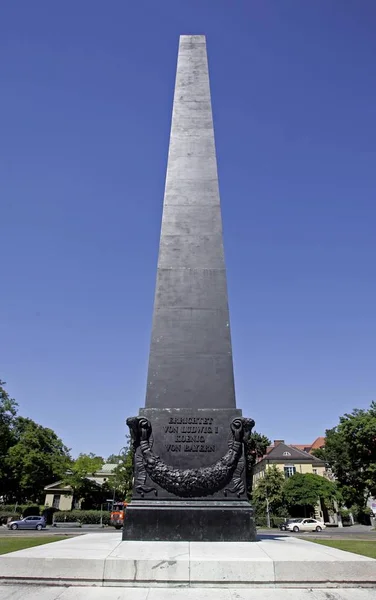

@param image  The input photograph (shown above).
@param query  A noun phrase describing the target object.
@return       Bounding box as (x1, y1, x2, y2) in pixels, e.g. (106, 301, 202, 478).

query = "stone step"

(1, 585, 376, 600)
(0, 533, 375, 589)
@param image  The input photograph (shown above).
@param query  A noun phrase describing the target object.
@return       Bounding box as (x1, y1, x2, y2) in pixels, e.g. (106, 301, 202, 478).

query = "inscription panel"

(133, 407, 245, 501)
(165, 416, 218, 453)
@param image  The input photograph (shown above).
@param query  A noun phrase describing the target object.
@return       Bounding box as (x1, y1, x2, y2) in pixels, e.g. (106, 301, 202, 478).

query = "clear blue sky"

(1, 1, 375, 458)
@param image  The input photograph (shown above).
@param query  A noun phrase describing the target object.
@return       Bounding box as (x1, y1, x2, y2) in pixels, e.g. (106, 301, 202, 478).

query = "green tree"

(246, 431, 271, 495)
(106, 454, 122, 464)
(283, 473, 338, 516)
(252, 465, 286, 526)
(63, 453, 105, 509)
(7, 417, 71, 503)
(311, 447, 326, 461)
(0, 380, 18, 501)
(105, 442, 134, 502)
(321, 402, 376, 509)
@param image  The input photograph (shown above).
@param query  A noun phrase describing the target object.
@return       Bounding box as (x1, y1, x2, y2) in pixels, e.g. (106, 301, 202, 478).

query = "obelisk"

(123, 35, 256, 541)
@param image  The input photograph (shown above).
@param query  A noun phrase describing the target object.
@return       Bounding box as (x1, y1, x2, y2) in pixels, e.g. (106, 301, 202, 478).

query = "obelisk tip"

(179, 34, 206, 44)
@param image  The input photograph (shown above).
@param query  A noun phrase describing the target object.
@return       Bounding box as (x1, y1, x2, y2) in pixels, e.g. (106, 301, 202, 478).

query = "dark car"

(7, 516, 47, 531)
(279, 518, 300, 531)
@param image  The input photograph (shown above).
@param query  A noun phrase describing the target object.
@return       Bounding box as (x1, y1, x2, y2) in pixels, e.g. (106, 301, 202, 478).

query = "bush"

(42, 507, 58, 525)
(255, 513, 267, 527)
(22, 505, 40, 517)
(0, 512, 20, 525)
(0, 504, 42, 517)
(53, 510, 111, 525)
(270, 516, 287, 528)
(339, 508, 352, 525)
(354, 507, 372, 526)
(0, 504, 23, 513)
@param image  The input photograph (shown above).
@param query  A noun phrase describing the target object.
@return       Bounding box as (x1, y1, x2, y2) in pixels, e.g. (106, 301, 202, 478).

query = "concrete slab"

(0, 586, 67, 600)
(104, 541, 190, 586)
(0, 533, 375, 588)
(59, 588, 149, 600)
(0, 533, 121, 586)
(1, 587, 376, 600)
(189, 541, 274, 583)
(260, 536, 376, 585)
(0, 588, 149, 600)
(226, 592, 376, 600)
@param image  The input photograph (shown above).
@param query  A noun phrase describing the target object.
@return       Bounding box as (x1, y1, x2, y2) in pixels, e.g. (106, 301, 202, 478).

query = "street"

(1, 523, 375, 540)
(257, 524, 376, 541)
(0, 525, 111, 537)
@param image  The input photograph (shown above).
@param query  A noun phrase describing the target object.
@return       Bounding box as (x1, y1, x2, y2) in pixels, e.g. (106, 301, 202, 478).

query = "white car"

(286, 518, 326, 533)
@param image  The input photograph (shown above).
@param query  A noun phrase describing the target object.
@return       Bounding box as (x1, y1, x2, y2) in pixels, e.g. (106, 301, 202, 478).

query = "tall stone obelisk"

(123, 35, 256, 541)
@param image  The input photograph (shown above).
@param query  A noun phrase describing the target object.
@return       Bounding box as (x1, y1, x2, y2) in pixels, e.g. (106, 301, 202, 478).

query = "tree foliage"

(246, 431, 271, 494)
(283, 473, 338, 509)
(310, 447, 326, 461)
(322, 402, 376, 508)
(63, 453, 105, 509)
(104, 441, 134, 502)
(252, 465, 285, 516)
(6, 417, 71, 503)
(0, 380, 18, 500)
(106, 454, 122, 464)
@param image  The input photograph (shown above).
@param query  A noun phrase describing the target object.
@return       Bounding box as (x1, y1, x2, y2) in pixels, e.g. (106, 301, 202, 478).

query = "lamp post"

(266, 495, 271, 528)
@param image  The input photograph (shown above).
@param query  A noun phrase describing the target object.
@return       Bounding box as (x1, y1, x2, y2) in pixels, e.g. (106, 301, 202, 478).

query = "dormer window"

(283, 451, 291, 456)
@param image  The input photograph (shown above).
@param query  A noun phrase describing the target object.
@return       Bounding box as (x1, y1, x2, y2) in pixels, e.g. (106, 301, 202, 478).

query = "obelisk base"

(122, 500, 256, 542)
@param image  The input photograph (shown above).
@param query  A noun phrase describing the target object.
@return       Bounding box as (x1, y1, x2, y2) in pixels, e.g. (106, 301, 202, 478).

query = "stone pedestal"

(123, 35, 255, 541)
(123, 501, 255, 542)
(123, 408, 255, 542)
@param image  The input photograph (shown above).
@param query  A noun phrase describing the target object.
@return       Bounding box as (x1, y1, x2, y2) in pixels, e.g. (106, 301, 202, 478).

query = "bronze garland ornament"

(127, 416, 254, 498)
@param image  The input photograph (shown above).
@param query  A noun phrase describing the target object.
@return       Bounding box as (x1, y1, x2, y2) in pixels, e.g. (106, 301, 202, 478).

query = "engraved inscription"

(164, 416, 219, 453)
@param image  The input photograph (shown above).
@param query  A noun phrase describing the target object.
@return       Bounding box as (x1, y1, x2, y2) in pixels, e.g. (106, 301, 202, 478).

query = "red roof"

(310, 437, 326, 450)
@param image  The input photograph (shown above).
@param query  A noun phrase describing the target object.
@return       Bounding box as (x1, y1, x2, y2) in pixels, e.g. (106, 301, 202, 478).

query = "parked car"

(279, 518, 301, 531)
(7, 516, 47, 531)
(286, 518, 326, 533)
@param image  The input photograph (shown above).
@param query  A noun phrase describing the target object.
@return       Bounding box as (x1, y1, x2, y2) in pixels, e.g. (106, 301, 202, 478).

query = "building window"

(284, 466, 296, 479)
(313, 468, 317, 475)
(283, 451, 291, 456)
(52, 494, 61, 509)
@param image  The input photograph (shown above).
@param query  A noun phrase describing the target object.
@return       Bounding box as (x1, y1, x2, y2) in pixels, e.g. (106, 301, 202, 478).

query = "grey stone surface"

(145, 34, 235, 410)
(123, 35, 253, 540)
(1, 533, 375, 588)
(1, 588, 376, 600)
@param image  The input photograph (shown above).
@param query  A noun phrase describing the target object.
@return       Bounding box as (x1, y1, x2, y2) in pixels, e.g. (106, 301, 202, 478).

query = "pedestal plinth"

(123, 408, 256, 542)
(123, 500, 256, 542)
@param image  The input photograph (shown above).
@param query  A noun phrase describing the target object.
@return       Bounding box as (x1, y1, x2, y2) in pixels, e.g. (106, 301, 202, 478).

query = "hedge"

(271, 516, 288, 528)
(0, 512, 20, 525)
(0, 504, 43, 516)
(53, 510, 111, 525)
(255, 514, 290, 528)
(22, 505, 40, 517)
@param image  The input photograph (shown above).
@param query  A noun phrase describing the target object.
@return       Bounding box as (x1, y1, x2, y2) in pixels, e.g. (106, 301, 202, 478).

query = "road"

(1, 524, 375, 540)
(0, 525, 113, 537)
(257, 524, 376, 541)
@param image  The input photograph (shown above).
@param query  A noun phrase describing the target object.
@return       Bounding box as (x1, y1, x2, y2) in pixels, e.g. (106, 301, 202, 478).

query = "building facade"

(44, 463, 117, 511)
(253, 440, 327, 486)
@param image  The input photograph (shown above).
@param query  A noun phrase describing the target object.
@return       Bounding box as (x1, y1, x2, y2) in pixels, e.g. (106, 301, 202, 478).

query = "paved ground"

(0, 586, 375, 599)
(1, 533, 375, 598)
(1, 533, 374, 588)
(2, 524, 375, 539)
